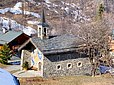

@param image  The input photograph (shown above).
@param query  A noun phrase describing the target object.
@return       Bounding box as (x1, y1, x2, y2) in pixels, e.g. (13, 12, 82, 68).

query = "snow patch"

(0, 2, 40, 18)
(23, 26, 36, 36)
(45, 3, 51, 8)
(10, 8, 22, 14)
(44, 0, 51, 3)
(0, 17, 37, 36)
(2, 19, 10, 29)
(53, 3, 58, 7)
(27, 21, 39, 25)
(53, 9, 58, 14)
(71, 3, 76, 8)
(30, 12, 40, 18)
(65, 3, 70, 6)
(0, 8, 10, 14)
(64, 7, 69, 13)
(14, 2, 22, 8)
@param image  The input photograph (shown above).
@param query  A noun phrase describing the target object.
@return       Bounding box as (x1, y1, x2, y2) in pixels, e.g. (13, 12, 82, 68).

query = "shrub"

(22, 61, 29, 70)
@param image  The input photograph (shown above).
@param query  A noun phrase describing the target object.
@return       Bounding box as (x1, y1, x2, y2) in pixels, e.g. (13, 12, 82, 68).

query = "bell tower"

(37, 9, 49, 39)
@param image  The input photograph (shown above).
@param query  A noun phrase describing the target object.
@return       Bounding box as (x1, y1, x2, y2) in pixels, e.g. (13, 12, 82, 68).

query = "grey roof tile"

(31, 34, 84, 52)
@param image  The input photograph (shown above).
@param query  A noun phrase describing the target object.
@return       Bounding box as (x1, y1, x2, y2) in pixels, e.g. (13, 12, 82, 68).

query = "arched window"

(38, 62, 42, 71)
(44, 28, 46, 36)
(39, 28, 41, 36)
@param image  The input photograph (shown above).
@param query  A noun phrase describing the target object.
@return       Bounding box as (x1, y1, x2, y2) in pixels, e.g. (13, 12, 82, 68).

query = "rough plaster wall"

(21, 49, 44, 76)
(21, 50, 31, 68)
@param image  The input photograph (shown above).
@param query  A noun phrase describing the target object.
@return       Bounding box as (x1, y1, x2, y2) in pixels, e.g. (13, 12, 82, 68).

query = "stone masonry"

(43, 51, 91, 77)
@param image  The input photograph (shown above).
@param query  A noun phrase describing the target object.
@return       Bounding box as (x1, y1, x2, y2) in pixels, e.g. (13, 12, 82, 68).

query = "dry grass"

(19, 75, 114, 85)
(10, 69, 20, 74)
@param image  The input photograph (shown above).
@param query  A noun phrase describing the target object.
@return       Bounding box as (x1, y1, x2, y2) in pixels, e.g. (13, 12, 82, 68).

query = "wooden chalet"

(0, 30, 29, 56)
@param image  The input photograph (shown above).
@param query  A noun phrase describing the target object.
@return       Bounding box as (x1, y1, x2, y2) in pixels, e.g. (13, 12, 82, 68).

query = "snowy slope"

(0, 2, 39, 36)
(0, 0, 91, 35)
(0, 17, 36, 36)
(0, 2, 40, 18)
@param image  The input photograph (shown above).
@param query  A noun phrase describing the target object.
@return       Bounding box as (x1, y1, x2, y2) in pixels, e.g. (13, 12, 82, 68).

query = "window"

(44, 28, 46, 36)
(39, 28, 41, 36)
(56, 64, 61, 70)
(38, 62, 42, 71)
(77, 61, 82, 67)
(67, 63, 72, 69)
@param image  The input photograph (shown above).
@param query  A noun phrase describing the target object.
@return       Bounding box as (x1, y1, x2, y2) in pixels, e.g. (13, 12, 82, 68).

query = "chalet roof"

(31, 34, 84, 53)
(0, 31, 23, 44)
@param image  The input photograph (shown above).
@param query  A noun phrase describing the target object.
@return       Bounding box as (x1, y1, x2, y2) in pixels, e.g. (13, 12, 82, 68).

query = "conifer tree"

(98, 4, 105, 19)
(0, 44, 12, 64)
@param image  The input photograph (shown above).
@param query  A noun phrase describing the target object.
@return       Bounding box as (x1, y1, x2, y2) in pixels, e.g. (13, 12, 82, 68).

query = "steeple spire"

(42, 9, 46, 23)
(37, 8, 50, 39)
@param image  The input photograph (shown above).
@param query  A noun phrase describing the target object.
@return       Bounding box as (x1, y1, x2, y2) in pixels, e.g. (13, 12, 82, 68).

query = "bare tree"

(77, 17, 111, 76)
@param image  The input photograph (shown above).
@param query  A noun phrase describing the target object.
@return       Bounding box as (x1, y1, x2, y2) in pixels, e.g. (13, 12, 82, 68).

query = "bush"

(22, 61, 29, 70)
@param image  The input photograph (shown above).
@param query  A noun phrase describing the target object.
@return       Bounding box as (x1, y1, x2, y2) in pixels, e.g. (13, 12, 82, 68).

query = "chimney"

(9, 18, 12, 31)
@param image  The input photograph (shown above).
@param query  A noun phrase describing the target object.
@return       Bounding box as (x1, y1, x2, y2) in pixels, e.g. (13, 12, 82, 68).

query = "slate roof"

(31, 34, 84, 53)
(38, 9, 49, 27)
(38, 22, 49, 27)
(0, 31, 23, 44)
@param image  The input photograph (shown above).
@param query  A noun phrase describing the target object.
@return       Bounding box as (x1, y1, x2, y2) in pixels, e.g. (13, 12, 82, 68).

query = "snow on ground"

(10, 8, 22, 14)
(0, 2, 40, 18)
(65, 2, 70, 6)
(0, 17, 37, 36)
(53, 9, 58, 14)
(23, 11, 40, 18)
(44, 0, 51, 3)
(27, 21, 39, 25)
(45, 3, 51, 8)
(14, 2, 22, 8)
(0, 1, 89, 22)
(0, 8, 10, 14)
(64, 7, 69, 13)
(0, 17, 21, 30)
(74, 11, 79, 19)
(71, 3, 76, 8)
(2, 18, 10, 30)
(30, 12, 40, 18)
(52, 3, 58, 7)
(0, 1, 91, 36)
(23, 26, 36, 36)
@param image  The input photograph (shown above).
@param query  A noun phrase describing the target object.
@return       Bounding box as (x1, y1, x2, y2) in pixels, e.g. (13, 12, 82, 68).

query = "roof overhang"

(43, 44, 87, 55)
(18, 38, 37, 51)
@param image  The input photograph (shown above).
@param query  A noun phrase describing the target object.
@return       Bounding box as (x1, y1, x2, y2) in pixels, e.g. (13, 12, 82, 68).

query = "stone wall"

(43, 52, 91, 77)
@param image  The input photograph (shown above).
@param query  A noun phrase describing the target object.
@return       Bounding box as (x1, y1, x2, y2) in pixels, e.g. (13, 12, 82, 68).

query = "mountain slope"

(0, 0, 114, 35)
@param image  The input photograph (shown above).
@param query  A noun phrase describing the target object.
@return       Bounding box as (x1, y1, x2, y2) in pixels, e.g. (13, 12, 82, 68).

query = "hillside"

(0, 0, 114, 36)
